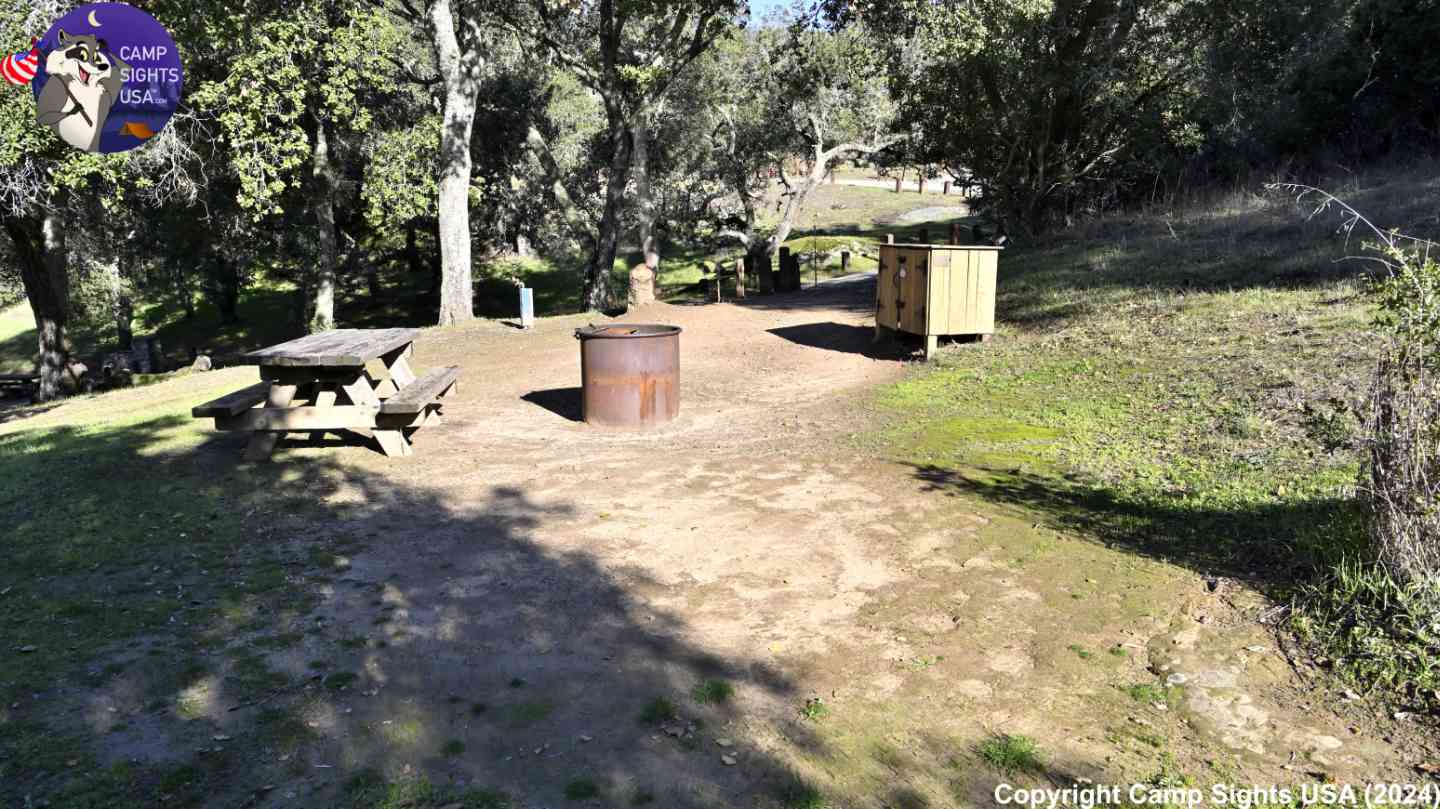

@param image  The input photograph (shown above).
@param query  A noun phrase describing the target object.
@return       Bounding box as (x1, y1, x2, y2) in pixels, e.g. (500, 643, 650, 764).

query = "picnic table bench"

(192, 328, 458, 460)
(0, 373, 38, 398)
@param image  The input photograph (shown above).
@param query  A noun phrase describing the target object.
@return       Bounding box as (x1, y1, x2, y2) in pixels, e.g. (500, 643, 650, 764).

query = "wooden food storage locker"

(875, 243, 1001, 359)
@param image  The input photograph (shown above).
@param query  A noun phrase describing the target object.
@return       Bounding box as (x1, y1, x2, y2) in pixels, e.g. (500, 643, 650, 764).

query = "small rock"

(716, 738, 733, 747)
(17, 645, 37, 653)
(721, 754, 737, 766)
(578, 734, 593, 743)
(191, 355, 213, 372)
(1165, 673, 1188, 686)
(1245, 645, 1268, 653)
(1342, 690, 1361, 701)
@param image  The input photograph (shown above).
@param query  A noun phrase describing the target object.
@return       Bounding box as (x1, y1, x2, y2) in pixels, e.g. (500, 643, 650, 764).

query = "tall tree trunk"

(98, 251, 133, 349)
(311, 119, 338, 333)
(632, 119, 659, 278)
(210, 256, 241, 324)
(586, 110, 633, 312)
(769, 167, 824, 258)
(430, 0, 480, 326)
(3, 213, 69, 401)
(363, 254, 381, 300)
(174, 265, 196, 321)
(405, 221, 424, 275)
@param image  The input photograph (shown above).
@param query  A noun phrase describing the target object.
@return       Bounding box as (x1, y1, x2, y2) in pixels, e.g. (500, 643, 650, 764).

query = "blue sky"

(748, 0, 805, 25)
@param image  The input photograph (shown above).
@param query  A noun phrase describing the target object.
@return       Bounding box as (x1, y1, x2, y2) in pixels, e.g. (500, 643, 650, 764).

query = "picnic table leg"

(380, 345, 417, 397)
(243, 383, 296, 462)
(309, 383, 338, 443)
(340, 370, 411, 457)
(373, 429, 413, 458)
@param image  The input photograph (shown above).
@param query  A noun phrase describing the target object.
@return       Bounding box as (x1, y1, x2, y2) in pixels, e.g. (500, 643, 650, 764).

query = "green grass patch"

(497, 700, 554, 728)
(691, 679, 734, 705)
(1123, 682, 1183, 706)
(779, 779, 828, 809)
(564, 777, 600, 800)
(324, 671, 360, 691)
(977, 733, 1044, 774)
(343, 771, 511, 809)
(0, 303, 36, 374)
(799, 697, 829, 721)
(639, 697, 678, 725)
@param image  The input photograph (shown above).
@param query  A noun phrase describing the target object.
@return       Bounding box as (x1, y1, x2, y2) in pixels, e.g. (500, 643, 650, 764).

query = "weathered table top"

(241, 328, 420, 368)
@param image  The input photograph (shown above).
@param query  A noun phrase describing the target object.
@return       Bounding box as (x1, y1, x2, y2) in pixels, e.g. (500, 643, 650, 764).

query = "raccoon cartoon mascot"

(36, 31, 128, 153)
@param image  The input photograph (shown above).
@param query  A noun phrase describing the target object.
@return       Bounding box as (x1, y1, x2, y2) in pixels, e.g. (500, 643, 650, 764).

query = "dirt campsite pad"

(1, 276, 1423, 808)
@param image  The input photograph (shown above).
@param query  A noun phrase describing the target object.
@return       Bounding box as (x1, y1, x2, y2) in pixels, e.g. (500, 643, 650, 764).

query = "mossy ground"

(871, 162, 1440, 710)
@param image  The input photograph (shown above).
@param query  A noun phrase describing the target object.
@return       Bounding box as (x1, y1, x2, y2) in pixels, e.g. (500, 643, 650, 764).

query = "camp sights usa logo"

(4, 2, 183, 154)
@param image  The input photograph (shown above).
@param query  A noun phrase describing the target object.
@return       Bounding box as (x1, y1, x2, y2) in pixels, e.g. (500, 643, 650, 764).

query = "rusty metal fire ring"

(574, 324, 682, 428)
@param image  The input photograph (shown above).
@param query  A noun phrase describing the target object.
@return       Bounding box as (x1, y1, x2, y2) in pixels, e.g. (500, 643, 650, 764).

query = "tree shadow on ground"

(904, 462, 1362, 594)
(731, 273, 879, 316)
(0, 416, 818, 806)
(0, 404, 1127, 808)
(0, 396, 62, 425)
(521, 387, 583, 422)
(767, 322, 919, 361)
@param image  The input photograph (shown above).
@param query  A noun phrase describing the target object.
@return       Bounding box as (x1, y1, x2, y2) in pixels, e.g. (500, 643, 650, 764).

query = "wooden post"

(950, 223, 963, 245)
(943, 181, 951, 196)
(840, 251, 851, 274)
(734, 258, 746, 300)
(894, 177, 902, 193)
(759, 254, 775, 294)
(917, 178, 925, 195)
(778, 247, 792, 292)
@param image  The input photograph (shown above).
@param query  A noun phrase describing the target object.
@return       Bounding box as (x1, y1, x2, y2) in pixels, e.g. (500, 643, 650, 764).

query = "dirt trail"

(97, 277, 1413, 807)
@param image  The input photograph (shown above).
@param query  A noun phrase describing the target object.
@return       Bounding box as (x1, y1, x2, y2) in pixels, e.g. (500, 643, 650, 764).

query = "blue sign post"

(519, 287, 535, 330)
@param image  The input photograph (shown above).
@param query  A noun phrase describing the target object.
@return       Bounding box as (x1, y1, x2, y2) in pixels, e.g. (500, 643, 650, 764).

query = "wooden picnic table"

(192, 328, 459, 460)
